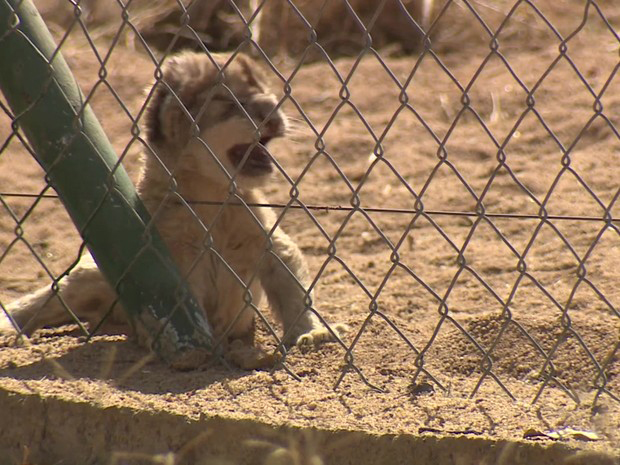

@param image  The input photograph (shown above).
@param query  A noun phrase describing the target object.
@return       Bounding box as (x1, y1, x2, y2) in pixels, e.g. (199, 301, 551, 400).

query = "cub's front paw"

(226, 339, 282, 370)
(295, 323, 347, 351)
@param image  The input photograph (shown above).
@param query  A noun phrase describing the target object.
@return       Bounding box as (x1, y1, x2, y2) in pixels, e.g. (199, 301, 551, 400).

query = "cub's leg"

(259, 228, 346, 349)
(0, 255, 121, 337)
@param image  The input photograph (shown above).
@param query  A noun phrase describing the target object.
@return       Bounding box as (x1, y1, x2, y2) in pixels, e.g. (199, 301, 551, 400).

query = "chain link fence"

(0, 0, 619, 407)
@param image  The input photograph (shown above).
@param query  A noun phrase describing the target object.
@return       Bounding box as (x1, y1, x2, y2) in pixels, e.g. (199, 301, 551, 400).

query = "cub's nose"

(247, 94, 285, 136)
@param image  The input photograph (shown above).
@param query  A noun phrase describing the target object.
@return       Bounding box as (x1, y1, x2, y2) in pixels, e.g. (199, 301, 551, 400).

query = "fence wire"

(0, 0, 619, 406)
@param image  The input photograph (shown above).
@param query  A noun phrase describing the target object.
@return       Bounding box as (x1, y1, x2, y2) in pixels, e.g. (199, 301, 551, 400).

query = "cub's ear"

(143, 76, 177, 145)
(143, 52, 216, 146)
(232, 53, 268, 91)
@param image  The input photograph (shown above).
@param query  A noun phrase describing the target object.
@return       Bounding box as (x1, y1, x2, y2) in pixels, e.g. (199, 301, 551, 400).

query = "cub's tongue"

(227, 138, 273, 177)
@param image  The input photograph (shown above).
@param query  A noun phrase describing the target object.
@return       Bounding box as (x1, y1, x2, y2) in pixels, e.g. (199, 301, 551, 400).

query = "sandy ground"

(1, 1, 620, 463)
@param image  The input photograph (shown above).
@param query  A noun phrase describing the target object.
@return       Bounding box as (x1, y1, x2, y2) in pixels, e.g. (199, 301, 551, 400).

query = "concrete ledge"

(1, 385, 616, 465)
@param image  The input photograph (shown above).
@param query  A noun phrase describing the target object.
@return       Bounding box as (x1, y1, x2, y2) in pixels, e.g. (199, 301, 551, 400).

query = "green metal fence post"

(0, 0, 216, 368)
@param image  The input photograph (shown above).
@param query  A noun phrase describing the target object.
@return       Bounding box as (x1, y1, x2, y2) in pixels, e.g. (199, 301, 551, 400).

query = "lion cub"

(0, 51, 343, 366)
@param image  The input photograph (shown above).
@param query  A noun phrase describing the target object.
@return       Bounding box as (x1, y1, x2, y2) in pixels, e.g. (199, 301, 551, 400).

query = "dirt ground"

(1, 1, 620, 464)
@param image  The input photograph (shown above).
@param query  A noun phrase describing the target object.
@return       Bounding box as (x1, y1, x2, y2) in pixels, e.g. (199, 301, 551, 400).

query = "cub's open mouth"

(227, 136, 274, 177)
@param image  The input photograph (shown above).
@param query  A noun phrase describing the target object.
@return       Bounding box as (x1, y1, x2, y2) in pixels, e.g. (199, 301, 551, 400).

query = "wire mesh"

(0, 0, 619, 406)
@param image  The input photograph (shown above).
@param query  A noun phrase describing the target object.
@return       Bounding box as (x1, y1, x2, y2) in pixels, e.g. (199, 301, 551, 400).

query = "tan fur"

(0, 51, 344, 360)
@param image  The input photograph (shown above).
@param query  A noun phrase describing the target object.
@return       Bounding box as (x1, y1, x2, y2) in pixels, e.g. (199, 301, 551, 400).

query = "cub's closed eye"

(210, 96, 250, 120)
(210, 95, 230, 102)
(211, 95, 248, 105)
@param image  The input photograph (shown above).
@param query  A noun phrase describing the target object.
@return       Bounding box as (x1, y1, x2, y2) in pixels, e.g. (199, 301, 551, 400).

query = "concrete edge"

(0, 386, 616, 465)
